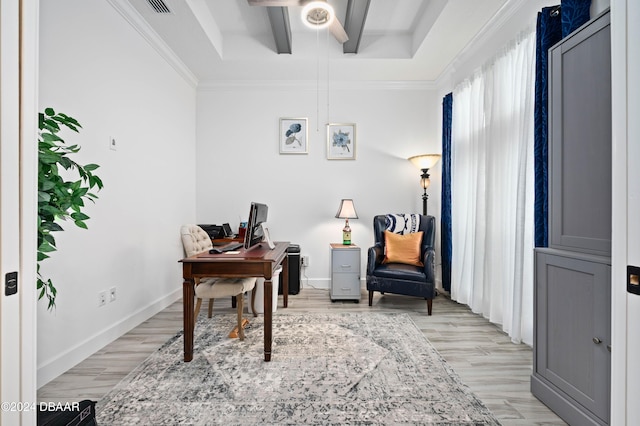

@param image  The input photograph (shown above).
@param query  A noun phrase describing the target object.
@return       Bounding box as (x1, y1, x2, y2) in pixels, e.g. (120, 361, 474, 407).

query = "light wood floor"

(38, 287, 567, 425)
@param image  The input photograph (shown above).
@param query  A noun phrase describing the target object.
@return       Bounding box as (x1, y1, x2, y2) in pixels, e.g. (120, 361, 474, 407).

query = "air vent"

(147, 0, 171, 14)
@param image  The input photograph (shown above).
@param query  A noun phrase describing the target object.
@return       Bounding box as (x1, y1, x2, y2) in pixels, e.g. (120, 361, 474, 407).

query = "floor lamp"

(408, 154, 441, 215)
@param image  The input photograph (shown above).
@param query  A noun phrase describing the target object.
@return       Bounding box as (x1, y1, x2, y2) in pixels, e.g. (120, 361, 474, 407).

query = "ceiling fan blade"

(329, 18, 349, 44)
(247, 0, 300, 6)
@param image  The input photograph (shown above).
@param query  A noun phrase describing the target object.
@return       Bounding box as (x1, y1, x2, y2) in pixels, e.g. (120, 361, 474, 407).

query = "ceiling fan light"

(302, 1, 335, 30)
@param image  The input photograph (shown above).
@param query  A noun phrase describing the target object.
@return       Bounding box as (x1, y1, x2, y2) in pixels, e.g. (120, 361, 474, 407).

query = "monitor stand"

(261, 223, 275, 250)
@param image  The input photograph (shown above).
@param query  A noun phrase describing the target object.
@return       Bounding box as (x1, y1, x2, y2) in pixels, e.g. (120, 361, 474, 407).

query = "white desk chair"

(180, 225, 257, 340)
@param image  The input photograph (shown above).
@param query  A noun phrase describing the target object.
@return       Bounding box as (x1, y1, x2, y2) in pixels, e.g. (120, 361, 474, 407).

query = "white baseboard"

(300, 278, 370, 291)
(37, 288, 182, 388)
(301, 278, 331, 290)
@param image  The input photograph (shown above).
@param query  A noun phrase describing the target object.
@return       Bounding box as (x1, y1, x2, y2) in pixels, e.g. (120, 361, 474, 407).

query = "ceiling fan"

(247, 0, 349, 44)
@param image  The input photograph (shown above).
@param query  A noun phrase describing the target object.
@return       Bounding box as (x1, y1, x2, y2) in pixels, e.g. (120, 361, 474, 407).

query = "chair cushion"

(371, 263, 427, 283)
(383, 230, 424, 267)
(195, 277, 257, 299)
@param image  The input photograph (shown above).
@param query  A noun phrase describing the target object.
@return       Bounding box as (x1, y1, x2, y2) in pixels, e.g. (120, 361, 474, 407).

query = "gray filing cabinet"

(330, 244, 361, 302)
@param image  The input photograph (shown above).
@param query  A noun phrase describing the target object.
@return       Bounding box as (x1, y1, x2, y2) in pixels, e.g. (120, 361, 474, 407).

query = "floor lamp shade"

(408, 154, 441, 170)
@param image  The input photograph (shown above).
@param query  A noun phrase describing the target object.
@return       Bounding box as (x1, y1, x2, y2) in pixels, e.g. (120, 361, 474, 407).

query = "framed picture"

(279, 118, 308, 154)
(327, 123, 356, 160)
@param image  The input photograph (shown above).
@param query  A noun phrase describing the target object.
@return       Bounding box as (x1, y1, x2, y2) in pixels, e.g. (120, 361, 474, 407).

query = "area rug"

(96, 312, 500, 425)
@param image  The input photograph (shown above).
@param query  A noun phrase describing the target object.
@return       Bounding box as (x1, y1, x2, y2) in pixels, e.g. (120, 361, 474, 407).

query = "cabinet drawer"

(332, 250, 360, 273)
(331, 273, 360, 296)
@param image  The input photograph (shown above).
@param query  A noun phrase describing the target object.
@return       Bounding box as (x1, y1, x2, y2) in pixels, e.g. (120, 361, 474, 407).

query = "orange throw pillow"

(383, 230, 424, 267)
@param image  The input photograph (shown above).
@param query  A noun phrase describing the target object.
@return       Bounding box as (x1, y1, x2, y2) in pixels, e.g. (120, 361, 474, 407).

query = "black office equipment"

(37, 399, 97, 426)
(198, 224, 223, 239)
(222, 223, 235, 237)
(279, 244, 301, 295)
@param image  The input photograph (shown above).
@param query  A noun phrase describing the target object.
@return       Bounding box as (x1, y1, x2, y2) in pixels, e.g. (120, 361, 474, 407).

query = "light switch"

(5, 272, 17, 296)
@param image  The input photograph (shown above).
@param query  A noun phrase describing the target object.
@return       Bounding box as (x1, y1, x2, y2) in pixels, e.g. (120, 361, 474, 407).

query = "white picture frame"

(327, 123, 356, 160)
(279, 118, 308, 154)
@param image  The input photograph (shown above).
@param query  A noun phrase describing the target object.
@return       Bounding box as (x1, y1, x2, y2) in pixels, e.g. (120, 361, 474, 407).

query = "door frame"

(0, 0, 38, 424)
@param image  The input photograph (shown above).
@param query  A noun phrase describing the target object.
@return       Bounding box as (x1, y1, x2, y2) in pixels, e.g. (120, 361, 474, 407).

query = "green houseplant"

(38, 108, 103, 309)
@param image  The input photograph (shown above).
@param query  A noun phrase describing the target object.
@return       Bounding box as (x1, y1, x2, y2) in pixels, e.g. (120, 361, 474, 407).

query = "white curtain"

(451, 30, 536, 345)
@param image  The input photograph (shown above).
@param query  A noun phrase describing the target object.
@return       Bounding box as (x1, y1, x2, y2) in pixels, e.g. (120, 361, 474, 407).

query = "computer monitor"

(243, 202, 269, 251)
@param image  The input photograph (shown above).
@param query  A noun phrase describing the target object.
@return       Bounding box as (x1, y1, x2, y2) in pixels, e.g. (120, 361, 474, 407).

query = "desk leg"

(282, 254, 289, 308)
(264, 278, 272, 362)
(183, 279, 195, 362)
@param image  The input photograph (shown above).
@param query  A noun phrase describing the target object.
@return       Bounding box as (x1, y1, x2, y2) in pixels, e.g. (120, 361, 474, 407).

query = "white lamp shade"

(335, 199, 358, 219)
(408, 154, 442, 170)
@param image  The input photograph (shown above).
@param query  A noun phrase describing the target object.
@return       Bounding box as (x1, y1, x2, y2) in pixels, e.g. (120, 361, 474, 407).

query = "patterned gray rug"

(96, 312, 500, 425)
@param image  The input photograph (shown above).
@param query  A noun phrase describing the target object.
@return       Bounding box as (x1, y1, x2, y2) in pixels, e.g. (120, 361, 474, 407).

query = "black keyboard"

(222, 242, 243, 251)
(209, 242, 243, 254)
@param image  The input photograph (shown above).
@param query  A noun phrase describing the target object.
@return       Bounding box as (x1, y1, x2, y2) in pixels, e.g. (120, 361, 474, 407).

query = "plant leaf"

(37, 108, 102, 310)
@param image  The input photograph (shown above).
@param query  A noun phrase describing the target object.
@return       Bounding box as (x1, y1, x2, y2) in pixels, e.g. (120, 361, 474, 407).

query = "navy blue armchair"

(366, 214, 436, 315)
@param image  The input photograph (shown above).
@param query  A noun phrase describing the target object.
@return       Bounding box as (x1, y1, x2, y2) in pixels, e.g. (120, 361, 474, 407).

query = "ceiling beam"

(266, 6, 292, 54)
(343, 0, 370, 54)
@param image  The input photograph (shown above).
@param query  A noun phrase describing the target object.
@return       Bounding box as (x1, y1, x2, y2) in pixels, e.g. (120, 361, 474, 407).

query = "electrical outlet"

(109, 287, 117, 302)
(301, 255, 309, 267)
(98, 291, 107, 307)
(109, 136, 117, 151)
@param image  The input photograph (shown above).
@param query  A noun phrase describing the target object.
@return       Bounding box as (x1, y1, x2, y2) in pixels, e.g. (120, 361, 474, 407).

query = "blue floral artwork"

(327, 123, 356, 160)
(332, 130, 351, 153)
(285, 123, 302, 147)
(280, 118, 308, 154)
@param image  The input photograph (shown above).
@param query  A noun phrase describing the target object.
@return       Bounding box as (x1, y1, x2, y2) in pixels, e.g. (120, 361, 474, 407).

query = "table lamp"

(335, 199, 358, 245)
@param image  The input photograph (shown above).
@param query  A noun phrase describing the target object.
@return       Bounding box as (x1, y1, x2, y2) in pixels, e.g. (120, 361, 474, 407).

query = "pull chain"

(316, 28, 320, 132)
(326, 29, 330, 126)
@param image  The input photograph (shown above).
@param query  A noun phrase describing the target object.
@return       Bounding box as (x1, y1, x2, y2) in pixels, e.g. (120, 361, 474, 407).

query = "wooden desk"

(179, 241, 289, 362)
(211, 237, 243, 246)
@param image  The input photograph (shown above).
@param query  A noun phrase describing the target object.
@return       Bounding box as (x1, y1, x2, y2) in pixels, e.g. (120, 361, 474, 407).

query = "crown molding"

(106, 0, 199, 88)
(197, 79, 437, 92)
(434, 0, 536, 91)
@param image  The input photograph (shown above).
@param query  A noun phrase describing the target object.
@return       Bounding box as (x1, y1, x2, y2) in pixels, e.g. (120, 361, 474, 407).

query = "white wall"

(37, 0, 197, 386)
(196, 81, 440, 287)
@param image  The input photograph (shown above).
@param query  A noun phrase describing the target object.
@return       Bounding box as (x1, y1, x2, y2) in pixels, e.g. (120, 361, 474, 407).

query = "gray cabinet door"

(534, 249, 610, 423)
(548, 11, 611, 256)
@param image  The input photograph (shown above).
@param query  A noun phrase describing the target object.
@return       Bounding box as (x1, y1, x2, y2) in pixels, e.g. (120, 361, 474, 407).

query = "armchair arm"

(367, 244, 384, 275)
(422, 247, 436, 283)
